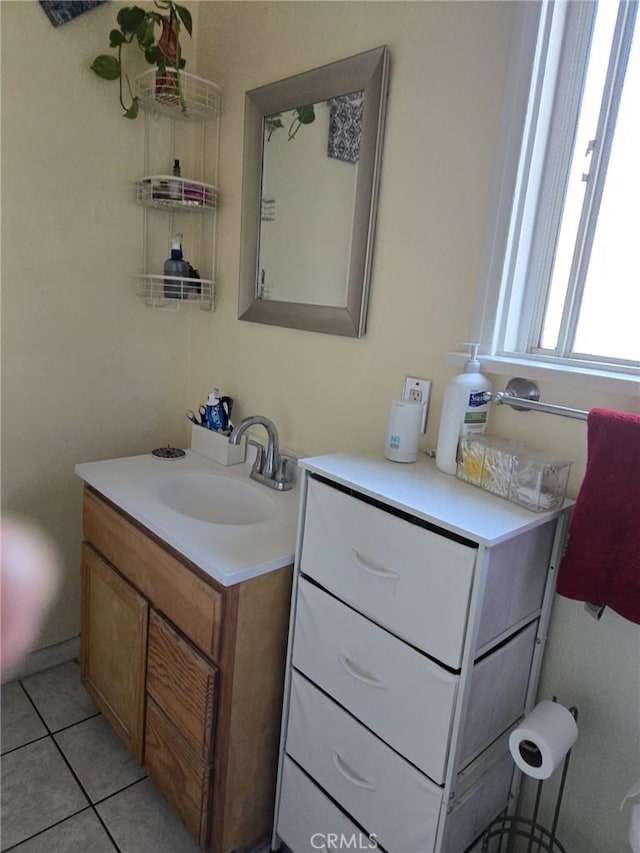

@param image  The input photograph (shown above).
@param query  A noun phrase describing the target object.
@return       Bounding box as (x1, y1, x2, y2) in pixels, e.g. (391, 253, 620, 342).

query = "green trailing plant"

(91, 1, 193, 119)
(266, 105, 316, 141)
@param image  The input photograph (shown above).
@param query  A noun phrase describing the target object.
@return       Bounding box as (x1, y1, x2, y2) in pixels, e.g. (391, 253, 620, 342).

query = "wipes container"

(456, 435, 572, 512)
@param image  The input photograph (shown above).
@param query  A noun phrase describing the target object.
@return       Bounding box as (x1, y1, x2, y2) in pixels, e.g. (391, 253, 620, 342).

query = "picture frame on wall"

(39, 1, 106, 28)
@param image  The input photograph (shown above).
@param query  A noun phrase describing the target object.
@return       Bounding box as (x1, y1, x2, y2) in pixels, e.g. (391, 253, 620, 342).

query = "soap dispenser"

(163, 233, 189, 299)
(435, 343, 492, 475)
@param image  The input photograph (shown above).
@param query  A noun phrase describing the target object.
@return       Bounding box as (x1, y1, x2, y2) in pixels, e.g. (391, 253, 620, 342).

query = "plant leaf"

(117, 6, 146, 34)
(109, 29, 125, 47)
(91, 54, 121, 80)
(124, 97, 139, 119)
(297, 104, 315, 125)
(144, 45, 158, 64)
(136, 19, 155, 50)
(175, 5, 192, 37)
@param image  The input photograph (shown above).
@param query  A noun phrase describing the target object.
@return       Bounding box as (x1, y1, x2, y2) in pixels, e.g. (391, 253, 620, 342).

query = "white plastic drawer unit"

(293, 577, 538, 783)
(277, 757, 385, 853)
(293, 576, 458, 782)
(286, 671, 442, 853)
(299, 477, 477, 669)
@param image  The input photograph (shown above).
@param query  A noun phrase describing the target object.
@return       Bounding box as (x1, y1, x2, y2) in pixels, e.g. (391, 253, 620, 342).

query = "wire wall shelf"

(136, 176, 218, 212)
(137, 70, 221, 121)
(134, 275, 215, 311)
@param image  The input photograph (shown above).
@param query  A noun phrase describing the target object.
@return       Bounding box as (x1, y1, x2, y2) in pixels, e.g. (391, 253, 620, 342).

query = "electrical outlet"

(402, 376, 432, 433)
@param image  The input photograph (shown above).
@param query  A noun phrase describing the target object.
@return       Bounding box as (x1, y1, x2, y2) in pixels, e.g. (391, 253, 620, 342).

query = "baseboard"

(8, 635, 81, 681)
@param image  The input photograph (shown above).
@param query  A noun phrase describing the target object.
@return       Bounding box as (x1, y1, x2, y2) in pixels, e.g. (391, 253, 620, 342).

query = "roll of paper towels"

(509, 701, 578, 779)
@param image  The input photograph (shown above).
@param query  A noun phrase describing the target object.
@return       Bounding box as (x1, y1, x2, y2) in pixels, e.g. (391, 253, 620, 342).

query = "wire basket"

(136, 70, 221, 121)
(135, 176, 218, 211)
(135, 275, 214, 310)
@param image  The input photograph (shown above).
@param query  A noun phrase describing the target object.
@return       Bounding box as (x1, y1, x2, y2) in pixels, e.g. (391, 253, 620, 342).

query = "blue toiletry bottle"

(205, 389, 229, 432)
(163, 233, 189, 299)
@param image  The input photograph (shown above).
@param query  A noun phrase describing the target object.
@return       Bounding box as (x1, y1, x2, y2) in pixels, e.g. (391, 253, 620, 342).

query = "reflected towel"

(557, 407, 640, 624)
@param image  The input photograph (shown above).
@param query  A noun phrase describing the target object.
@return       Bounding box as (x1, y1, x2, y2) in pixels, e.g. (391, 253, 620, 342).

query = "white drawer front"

(301, 478, 476, 668)
(286, 671, 442, 853)
(461, 620, 538, 764)
(277, 757, 383, 853)
(293, 577, 457, 783)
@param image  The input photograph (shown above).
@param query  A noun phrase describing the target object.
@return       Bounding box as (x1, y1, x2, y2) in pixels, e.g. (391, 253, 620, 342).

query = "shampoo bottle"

(435, 343, 492, 475)
(164, 234, 188, 299)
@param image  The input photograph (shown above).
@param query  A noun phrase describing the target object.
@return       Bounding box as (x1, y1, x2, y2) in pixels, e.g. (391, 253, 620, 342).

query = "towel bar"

(490, 379, 588, 421)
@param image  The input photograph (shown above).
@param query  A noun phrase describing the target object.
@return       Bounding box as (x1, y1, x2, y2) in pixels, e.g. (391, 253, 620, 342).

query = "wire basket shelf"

(137, 70, 221, 121)
(135, 275, 214, 311)
(135, 176, 218, 211)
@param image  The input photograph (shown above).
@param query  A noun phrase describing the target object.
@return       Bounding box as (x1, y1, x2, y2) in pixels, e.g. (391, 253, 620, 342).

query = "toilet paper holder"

(482, 703, 578, 853)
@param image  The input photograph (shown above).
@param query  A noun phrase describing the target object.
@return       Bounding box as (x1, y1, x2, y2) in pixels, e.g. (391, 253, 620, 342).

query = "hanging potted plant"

(90, 1, 192, 119)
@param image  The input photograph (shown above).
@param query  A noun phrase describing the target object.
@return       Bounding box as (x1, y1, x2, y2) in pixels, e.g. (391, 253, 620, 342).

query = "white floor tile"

(21, 661, 97, 732)
(54, 715, 146, 803)
(0, 738, 89, 850)
(97, 778, 201, 853)
(0, 681, 47, 754)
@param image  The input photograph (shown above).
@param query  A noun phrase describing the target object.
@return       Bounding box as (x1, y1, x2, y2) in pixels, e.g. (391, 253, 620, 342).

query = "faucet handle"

(247, 439, 265, 474)
(276, 452, 297, 485)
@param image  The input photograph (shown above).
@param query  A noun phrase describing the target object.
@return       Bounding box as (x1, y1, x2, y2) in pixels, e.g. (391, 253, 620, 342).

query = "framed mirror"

(238, 46, 390, 337)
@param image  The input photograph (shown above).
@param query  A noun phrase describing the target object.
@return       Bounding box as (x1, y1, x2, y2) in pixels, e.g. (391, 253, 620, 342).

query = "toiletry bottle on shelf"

(205, 389, 229, 432)
(163, 234, 189, 299)
(167, 159, 182, 201)
(435, 343, 492, 475)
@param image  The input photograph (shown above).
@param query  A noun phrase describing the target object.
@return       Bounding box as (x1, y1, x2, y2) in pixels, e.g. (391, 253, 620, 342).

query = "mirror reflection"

(238, 46, 390, 337)
(258, 92, 364, 307)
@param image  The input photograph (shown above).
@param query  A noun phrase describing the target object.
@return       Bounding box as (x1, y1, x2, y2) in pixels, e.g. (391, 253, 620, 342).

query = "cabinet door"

(147, 610, 218, 762)
(145, 696, 212, 846)
(80, 543, 148, 762)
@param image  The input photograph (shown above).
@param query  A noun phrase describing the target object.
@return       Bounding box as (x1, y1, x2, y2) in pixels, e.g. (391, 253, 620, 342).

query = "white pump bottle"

(435, 343, 492, 475)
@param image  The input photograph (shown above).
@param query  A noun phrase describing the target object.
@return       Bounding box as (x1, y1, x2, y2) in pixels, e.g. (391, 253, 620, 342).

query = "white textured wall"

(191, 4, 639, 852)
(1, 2, 195, 647)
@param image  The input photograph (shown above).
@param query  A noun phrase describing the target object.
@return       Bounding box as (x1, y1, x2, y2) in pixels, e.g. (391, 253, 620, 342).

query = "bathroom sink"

(155, 471, 277, 526)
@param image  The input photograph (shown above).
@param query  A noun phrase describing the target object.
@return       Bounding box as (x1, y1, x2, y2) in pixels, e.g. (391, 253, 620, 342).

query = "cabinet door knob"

(339, 653, 386, 689)
(351, 547, 400, 579)
(332, 750, 376, 791)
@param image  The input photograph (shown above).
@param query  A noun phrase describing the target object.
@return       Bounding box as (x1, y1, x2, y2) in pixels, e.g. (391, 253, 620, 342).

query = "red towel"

(556, 407, 640, 624)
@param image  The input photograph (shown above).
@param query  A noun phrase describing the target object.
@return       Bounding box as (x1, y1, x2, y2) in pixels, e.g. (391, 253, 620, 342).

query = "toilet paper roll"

(384, 400, 423, 463)
(509, 700, 578, 780)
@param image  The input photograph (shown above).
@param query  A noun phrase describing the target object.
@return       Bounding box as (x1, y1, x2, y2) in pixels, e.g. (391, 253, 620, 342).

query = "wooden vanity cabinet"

(80, 486, 293, 852)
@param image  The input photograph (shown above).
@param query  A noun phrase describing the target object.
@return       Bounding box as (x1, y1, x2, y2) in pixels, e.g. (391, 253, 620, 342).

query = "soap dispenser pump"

(435, 343, 492, 475)
(163, 233, 188, 299)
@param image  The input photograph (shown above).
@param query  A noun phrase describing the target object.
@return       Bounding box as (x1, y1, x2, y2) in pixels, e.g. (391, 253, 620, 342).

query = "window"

(473, 0, 639, 384)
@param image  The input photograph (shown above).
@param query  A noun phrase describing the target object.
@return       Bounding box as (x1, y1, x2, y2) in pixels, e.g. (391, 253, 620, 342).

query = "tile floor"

(0, 660, 202, 853)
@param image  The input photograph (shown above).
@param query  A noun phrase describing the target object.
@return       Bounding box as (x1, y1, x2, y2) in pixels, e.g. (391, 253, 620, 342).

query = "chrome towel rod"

(491, 378, 588, 421)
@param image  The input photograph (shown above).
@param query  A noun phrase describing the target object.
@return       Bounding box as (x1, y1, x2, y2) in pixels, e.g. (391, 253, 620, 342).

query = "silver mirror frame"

(238, 46, 390, 337)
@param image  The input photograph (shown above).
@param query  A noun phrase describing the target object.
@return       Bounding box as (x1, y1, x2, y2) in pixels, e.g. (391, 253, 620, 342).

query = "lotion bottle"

(435, 343, 492, 475)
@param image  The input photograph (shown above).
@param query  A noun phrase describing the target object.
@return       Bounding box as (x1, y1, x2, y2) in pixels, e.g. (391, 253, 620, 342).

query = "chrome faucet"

(228, 416, 295, 491)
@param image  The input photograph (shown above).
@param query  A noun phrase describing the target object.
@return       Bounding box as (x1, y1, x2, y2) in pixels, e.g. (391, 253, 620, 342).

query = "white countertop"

(75, 451, 299, 586)
(299, 452, 573, 546)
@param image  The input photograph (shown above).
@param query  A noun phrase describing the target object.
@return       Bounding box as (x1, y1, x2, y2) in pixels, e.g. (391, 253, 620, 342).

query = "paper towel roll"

(509, 701, 578, 779)
(384, 400, 423, 463)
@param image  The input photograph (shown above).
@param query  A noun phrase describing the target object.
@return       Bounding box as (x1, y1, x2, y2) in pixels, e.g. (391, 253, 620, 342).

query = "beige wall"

(2, 2, 638, 851)
(1, 1, 195, 646)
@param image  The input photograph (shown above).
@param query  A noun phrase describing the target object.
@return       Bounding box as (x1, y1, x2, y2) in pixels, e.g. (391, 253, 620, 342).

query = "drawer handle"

(332, 750, 376, 791)
(351, 548, 399, 579)
(339, 653, 386, 689)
